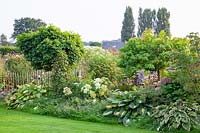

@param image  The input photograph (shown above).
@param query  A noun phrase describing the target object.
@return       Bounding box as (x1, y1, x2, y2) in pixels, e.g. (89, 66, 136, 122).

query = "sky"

(0, 0, 200, 42)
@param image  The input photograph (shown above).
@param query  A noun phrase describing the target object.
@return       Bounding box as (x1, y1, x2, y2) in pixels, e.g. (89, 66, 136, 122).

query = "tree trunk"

(157, 70, 160, 81)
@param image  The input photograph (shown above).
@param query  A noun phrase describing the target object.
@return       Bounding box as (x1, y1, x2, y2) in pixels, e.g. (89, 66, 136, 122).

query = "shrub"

(0, 46, 20, 56)
(103, 90, 152, 126)
(175, 34, 200, 97)
(79, 46, 121, 83)
(17, 25, 84, 71)
(160, 81, 186, 102)
(19, 97, 116, 124)
(152, 100, 200, 131)
(5, 83, 47, 109)
(5, 55, 32, 73)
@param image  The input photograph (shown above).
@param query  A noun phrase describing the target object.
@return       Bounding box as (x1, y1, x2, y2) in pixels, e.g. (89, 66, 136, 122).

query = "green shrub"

(5, 55, 32, 73)
(160, 82, 186, 102)
(79, 46, 121, 83)
(5, 83, 47, 109)
(19, 97, 116, 124)
(17, 25, 84, 71)
(172, 33, 200, 97)
(152, 100, 200, 132)
(0, 46, 20, 56)
(103, 90, 152, 126)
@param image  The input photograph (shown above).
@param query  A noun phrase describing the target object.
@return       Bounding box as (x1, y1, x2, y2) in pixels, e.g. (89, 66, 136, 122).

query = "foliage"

(12, 17, 46, 39)
(17, 25, 84, 71)
(121, 6, 135, 42)
(51, 51, 69, 94)
(119, 30, 172, 80)
(89, 41, 102, 47)
(173, 33, 200, 96)
(103, 90, 152, 126)
(0, 46, 20, 56)
(160, 82, 186, 102)
(80, 77, 111, 99)
(155, 8, 170, 35)
(137, 8, 156, 37)
(5, 83, 47, 109)
(5, 55, 32, 73)
(152, 100, 200, 131)
(16, 96, 116, 124)
(0, 34, 8, 46)
(0, 83, 4, 90)
(137, 7, 170, 37)
(79, 46, 121, 82)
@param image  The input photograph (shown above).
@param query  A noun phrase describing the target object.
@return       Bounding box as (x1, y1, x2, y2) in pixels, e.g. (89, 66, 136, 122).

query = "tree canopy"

(137, 7, 170, 37)
(137, 8, 156, 37)
(121, 6, 135, 42)
(0, 34, 8, 46)
(119, 29, 172, 80)
(12, 17, 46, 39)
(89, 41, 102, 47)
(155, 8, 170, 35)
(16, 25, 84, 71)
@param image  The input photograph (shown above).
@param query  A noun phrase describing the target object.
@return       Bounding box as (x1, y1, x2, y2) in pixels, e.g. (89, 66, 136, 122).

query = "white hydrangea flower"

(81, 84, 92, 94)
(95, 83, 101, 89)
(63, 87, 72, 96)
(94, 78, 102, 84)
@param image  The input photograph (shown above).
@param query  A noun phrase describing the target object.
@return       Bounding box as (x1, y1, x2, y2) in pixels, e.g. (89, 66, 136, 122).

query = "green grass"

(0, 102, 155, 133)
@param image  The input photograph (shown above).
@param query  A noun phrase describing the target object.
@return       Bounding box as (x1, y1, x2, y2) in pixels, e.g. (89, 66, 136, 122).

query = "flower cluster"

(63, 87, 72, 96)
(81, 77, 111, 99)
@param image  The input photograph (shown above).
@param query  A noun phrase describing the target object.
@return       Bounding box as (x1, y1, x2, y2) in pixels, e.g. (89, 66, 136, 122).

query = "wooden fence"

(0, 70, 52, 89)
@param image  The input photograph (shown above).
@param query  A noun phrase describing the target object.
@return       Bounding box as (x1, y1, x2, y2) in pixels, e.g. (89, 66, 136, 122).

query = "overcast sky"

(0, 0, 200, 41)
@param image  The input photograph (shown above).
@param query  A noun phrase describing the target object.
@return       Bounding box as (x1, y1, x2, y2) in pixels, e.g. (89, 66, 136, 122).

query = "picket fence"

(0, 70, 52, 89)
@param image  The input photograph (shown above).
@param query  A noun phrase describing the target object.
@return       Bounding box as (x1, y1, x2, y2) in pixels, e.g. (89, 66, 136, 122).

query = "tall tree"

(121, 6, 135, 42)
(137, 8, 156, 37)
(155, 8, 170, 35)
(0, 34, 8, 46)
(12, 17, 46, 39)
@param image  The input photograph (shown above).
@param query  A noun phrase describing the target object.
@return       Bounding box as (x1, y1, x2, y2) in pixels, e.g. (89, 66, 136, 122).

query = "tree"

(119, 29, 172, 80)
(121, 6, 135, 42)
(17, 25, 85, 94)
(89, 41, 102, 47)
(137, 8, 156, 37)
(0, 34, 8, 46)
(12, 17, 46, 39)
(16, 25, 84, 71)
(155, 8, 170, 35)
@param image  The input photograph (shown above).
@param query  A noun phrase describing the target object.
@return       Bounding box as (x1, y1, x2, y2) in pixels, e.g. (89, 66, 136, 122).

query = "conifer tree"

(121, 6, 135, 42)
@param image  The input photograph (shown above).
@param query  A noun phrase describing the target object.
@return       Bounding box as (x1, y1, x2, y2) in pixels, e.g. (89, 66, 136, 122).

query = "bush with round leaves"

(17, 25, 84, 71)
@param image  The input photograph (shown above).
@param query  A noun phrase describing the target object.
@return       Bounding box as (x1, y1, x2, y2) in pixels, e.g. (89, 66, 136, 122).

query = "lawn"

(0, 102, 155, 133)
